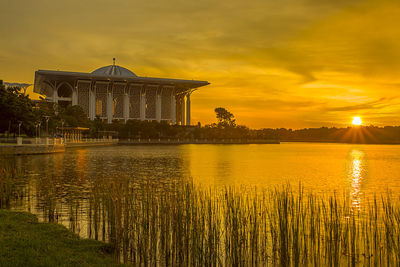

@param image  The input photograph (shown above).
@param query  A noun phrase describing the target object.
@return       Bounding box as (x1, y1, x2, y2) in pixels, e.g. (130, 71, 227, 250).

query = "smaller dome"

(91, 65, 137, 77)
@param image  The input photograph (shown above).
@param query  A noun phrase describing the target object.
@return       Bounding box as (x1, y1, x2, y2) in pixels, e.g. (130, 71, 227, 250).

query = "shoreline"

(280, 139, 400, 145)
(118, 138, 280, 145)
(1, 139, 399, 157)
(0, 210, 122, 266)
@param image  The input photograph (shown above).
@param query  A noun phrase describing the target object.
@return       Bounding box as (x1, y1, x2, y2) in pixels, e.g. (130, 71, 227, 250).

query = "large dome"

(91, 65, 137, 77)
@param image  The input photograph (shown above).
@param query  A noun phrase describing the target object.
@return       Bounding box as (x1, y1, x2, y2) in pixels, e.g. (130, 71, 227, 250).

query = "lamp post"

(44, 116, 50, 137)
(18, 121, 22, 137)
(35, 121, 41, 144)
(16, 121, 23, 145)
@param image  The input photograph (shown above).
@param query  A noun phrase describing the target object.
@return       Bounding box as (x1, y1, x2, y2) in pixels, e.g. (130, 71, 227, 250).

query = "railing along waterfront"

(0, 137, 64, 145)
(0, 137, 119, 155)
(0, 137, 119, 145)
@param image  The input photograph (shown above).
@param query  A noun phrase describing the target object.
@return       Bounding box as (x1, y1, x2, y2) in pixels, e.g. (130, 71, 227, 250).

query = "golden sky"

(1, 0, 400, 128)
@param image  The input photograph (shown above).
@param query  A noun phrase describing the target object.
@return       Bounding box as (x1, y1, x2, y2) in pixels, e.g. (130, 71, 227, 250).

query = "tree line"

(0, 82, 90, 138)
(1, 82, 400, 143)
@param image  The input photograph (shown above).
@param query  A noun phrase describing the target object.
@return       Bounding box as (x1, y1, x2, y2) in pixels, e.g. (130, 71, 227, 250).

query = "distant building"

(33, 60, 209, 125)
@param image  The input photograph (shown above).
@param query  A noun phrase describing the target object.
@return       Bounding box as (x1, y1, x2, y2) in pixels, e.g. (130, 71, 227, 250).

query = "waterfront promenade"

(0, 143, 66, 155)
(0, 137, 118, 155)
(0, 137, 279, 155)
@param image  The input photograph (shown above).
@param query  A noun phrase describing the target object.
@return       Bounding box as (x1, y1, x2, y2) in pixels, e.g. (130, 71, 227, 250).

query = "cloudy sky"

(1, 0, 399, 128)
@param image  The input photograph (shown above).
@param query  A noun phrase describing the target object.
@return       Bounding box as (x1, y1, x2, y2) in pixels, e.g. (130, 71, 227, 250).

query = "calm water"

(4, 142, 400, 235)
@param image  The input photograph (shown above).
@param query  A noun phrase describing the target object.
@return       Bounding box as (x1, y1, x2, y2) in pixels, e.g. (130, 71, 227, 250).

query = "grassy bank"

(0, 210, 122, 267)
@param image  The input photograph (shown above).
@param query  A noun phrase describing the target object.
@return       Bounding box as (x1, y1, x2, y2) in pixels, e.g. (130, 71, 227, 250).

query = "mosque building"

(33, 60, 209, 125)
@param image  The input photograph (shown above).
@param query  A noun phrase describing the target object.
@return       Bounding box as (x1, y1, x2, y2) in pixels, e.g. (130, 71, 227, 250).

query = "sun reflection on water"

(349, 149, 364, 210)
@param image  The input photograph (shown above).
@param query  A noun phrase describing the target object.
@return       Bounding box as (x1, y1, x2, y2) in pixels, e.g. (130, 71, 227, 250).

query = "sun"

(352, 116, 362, 126)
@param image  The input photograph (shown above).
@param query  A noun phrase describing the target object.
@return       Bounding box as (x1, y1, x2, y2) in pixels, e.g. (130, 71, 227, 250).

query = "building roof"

(34, 65, 209, 95)
(91, 65, 137, 77)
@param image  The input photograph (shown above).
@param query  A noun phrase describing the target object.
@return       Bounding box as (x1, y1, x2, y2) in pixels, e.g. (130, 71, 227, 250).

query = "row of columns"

(47, 81, 195, 127)
(52, 84, 192, 125)
(82, 88, 191, 125)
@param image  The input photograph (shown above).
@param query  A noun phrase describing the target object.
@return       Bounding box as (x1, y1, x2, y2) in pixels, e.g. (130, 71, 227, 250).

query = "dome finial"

(113, 57, 116, 65)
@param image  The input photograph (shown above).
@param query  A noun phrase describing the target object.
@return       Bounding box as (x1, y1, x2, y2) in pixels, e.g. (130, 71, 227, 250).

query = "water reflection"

(348, 149, 365, 209)
(3, 144, 400, 239)
(1, 146, 187, 237)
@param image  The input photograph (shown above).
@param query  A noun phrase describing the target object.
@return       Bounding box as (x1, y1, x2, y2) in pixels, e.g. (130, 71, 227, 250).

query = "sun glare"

(352, 116, 362, 126)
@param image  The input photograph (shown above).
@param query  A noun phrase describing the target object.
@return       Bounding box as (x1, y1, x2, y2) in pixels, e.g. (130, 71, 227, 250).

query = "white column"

(88, 90, 92, 119)
(107, 92, 113, 123)
(72, 89, 78, 106)
(123, 93, 129, 122)
(92, 90, 96, 119)
(156, 93, 162, 122)
(89, 89, 96, 120)
(53, 87, 58, 103)
(181, 95, 185, 126)
(140, 90, 146, 121)
(171, 93, 176, 125)
(186, 93, 191, 126)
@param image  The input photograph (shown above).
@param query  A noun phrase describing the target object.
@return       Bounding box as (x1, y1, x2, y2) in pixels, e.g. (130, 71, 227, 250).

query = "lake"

(3, 142, 400, 235)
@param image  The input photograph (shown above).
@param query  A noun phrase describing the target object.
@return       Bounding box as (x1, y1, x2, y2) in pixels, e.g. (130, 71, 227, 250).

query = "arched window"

(58, 83, 72, 98)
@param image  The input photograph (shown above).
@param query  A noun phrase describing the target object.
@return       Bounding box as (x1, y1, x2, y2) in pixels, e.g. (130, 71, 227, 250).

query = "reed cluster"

(2, 166, 400, 266)
(88, 178, 400, 266)
(0, 165, 25, 209)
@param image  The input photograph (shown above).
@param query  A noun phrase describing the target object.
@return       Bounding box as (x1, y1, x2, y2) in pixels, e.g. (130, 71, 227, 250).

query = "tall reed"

(0, 165, 25, 209)
(2, 165, 400, 266)
(85, 178, 400, 266)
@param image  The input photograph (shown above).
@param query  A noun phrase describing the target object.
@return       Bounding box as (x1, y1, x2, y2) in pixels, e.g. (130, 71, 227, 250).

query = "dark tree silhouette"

(214, 107, 236, 128)
(60, 105, 90, 127)
(0, 84, 37, 136)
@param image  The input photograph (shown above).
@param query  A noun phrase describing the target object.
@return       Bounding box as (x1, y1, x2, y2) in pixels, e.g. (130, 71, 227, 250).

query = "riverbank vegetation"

(0, 83, 90, 138)
(2, 164, 400, 266)
(87, 179, 400, 266)
(0, 210, 123, 266)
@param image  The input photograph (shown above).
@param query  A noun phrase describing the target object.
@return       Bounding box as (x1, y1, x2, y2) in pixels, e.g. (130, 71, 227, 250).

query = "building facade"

(33, 63, 209, 125)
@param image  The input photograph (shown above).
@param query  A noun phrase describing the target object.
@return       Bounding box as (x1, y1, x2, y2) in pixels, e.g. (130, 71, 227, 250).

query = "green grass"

(0, 210, 123, 267)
